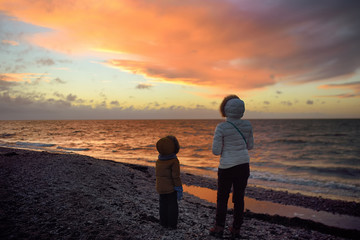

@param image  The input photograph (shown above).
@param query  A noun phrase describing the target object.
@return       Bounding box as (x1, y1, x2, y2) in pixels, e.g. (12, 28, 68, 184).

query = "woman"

(210, 95, 254, 238)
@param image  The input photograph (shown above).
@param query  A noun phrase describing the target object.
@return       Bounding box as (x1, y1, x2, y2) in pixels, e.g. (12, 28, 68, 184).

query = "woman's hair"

(220, 95, 240, 117)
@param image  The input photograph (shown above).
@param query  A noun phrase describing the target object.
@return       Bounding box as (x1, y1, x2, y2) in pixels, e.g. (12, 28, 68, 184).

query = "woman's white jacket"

(212, 99, 254, 169)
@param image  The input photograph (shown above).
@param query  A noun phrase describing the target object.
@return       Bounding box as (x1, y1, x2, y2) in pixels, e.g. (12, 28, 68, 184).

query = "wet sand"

(1, 147, 359, 239)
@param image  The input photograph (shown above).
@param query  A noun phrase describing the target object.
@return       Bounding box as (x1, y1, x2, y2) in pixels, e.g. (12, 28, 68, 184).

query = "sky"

(0, 0, 359, 120)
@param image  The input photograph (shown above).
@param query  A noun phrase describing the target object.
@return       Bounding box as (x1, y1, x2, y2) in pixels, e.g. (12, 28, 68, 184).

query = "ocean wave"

(145, 144, 156, 148)
(191, 153, 206, 158)
(288, 165, 360, 178)
(309, 133, 348, 137)
(272, 139, 307, 144)
(56, 146, 90, 151)
(250, 170, 359, 192)
(193, 166, 218, 172)
(0, 133, 16, 138)
(179, 162, 217, 172)
(194, 148, 207, 152)
(16, 141, 56, 147)
(270, 138, 347, 146)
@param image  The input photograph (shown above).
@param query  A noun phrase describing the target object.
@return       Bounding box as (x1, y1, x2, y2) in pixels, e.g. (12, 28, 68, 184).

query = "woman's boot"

(209, 225, 224, 238)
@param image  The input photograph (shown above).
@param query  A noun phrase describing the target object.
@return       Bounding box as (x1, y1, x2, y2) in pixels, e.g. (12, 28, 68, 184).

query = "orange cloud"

(1, 40, 19, 46)
(0, 73, 49, 83)
(319, 81, 360, 98)
(1, 0, 359, 92)
(0, 74, 21, 82)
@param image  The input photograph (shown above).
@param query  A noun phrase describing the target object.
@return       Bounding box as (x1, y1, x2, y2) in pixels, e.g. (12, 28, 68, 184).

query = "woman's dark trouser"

(216, 163, 250, 229)
(159, 191, 178, 228)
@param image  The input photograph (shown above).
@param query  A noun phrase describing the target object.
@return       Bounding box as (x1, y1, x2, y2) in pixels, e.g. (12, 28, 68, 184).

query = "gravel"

(1, 147, 359, 240)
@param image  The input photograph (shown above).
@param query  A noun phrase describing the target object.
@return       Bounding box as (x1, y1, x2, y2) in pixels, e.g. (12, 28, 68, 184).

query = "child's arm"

(171, 159, 182, 187)
(172, 159, 183, 200)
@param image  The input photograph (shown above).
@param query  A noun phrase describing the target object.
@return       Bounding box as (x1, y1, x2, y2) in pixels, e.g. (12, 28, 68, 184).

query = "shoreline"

(178, 170, 360, 218)
(1, 147, 359, 239)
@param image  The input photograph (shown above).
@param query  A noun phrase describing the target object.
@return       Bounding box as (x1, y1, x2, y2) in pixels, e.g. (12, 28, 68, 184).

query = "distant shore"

(1, 147, 359, 239)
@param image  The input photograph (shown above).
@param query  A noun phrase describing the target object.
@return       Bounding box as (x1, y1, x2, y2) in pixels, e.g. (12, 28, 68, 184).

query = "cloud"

(0, 73, 24, 82)
(36, 58, 55, 66)
(319, 81, 360, 98)
(281, 101, 293, 106)
(0, 73, 50, 84)
(110, 101, 119, 106)
(0, 88, 219, 120)
(1, 39, 19, 46)
(53, 91, 85, 103)
(1, 91, 350, 120)
(53, 91, 64, 98)
(0, 79, 18, 90)
(136, 83, 153, 89)
(66, 93, 77, 102)
(1, 0, 359, 91)
(53, 77, 66, 84)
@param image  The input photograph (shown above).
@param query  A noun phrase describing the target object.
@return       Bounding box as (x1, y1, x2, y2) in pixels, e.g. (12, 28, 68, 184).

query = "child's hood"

(156, 136, 180, 156)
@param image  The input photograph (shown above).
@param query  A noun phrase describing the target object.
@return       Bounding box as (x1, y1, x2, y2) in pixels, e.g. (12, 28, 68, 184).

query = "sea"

(0, 119, 359, 203)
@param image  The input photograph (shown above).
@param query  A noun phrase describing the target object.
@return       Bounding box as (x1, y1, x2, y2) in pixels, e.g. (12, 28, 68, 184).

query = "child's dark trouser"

(159, 191, 178, 228)
(216, 163, 250, 229)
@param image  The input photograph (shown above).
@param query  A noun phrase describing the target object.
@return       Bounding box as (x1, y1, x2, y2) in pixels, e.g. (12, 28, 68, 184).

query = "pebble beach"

(1, 147, 359, 240)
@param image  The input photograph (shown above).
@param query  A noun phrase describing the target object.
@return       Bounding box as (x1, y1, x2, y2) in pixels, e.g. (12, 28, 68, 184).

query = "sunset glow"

(1, 0, 359, 119)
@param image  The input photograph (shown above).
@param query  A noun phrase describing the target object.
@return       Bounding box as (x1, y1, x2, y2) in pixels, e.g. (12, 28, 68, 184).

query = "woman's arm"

(212, 125, 223, 155)
(247, 127, 254, 150)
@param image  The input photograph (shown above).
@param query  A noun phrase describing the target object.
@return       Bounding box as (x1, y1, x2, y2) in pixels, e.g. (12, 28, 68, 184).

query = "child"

(210, 95, 254, 238)
(155, 135, 183, 229)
